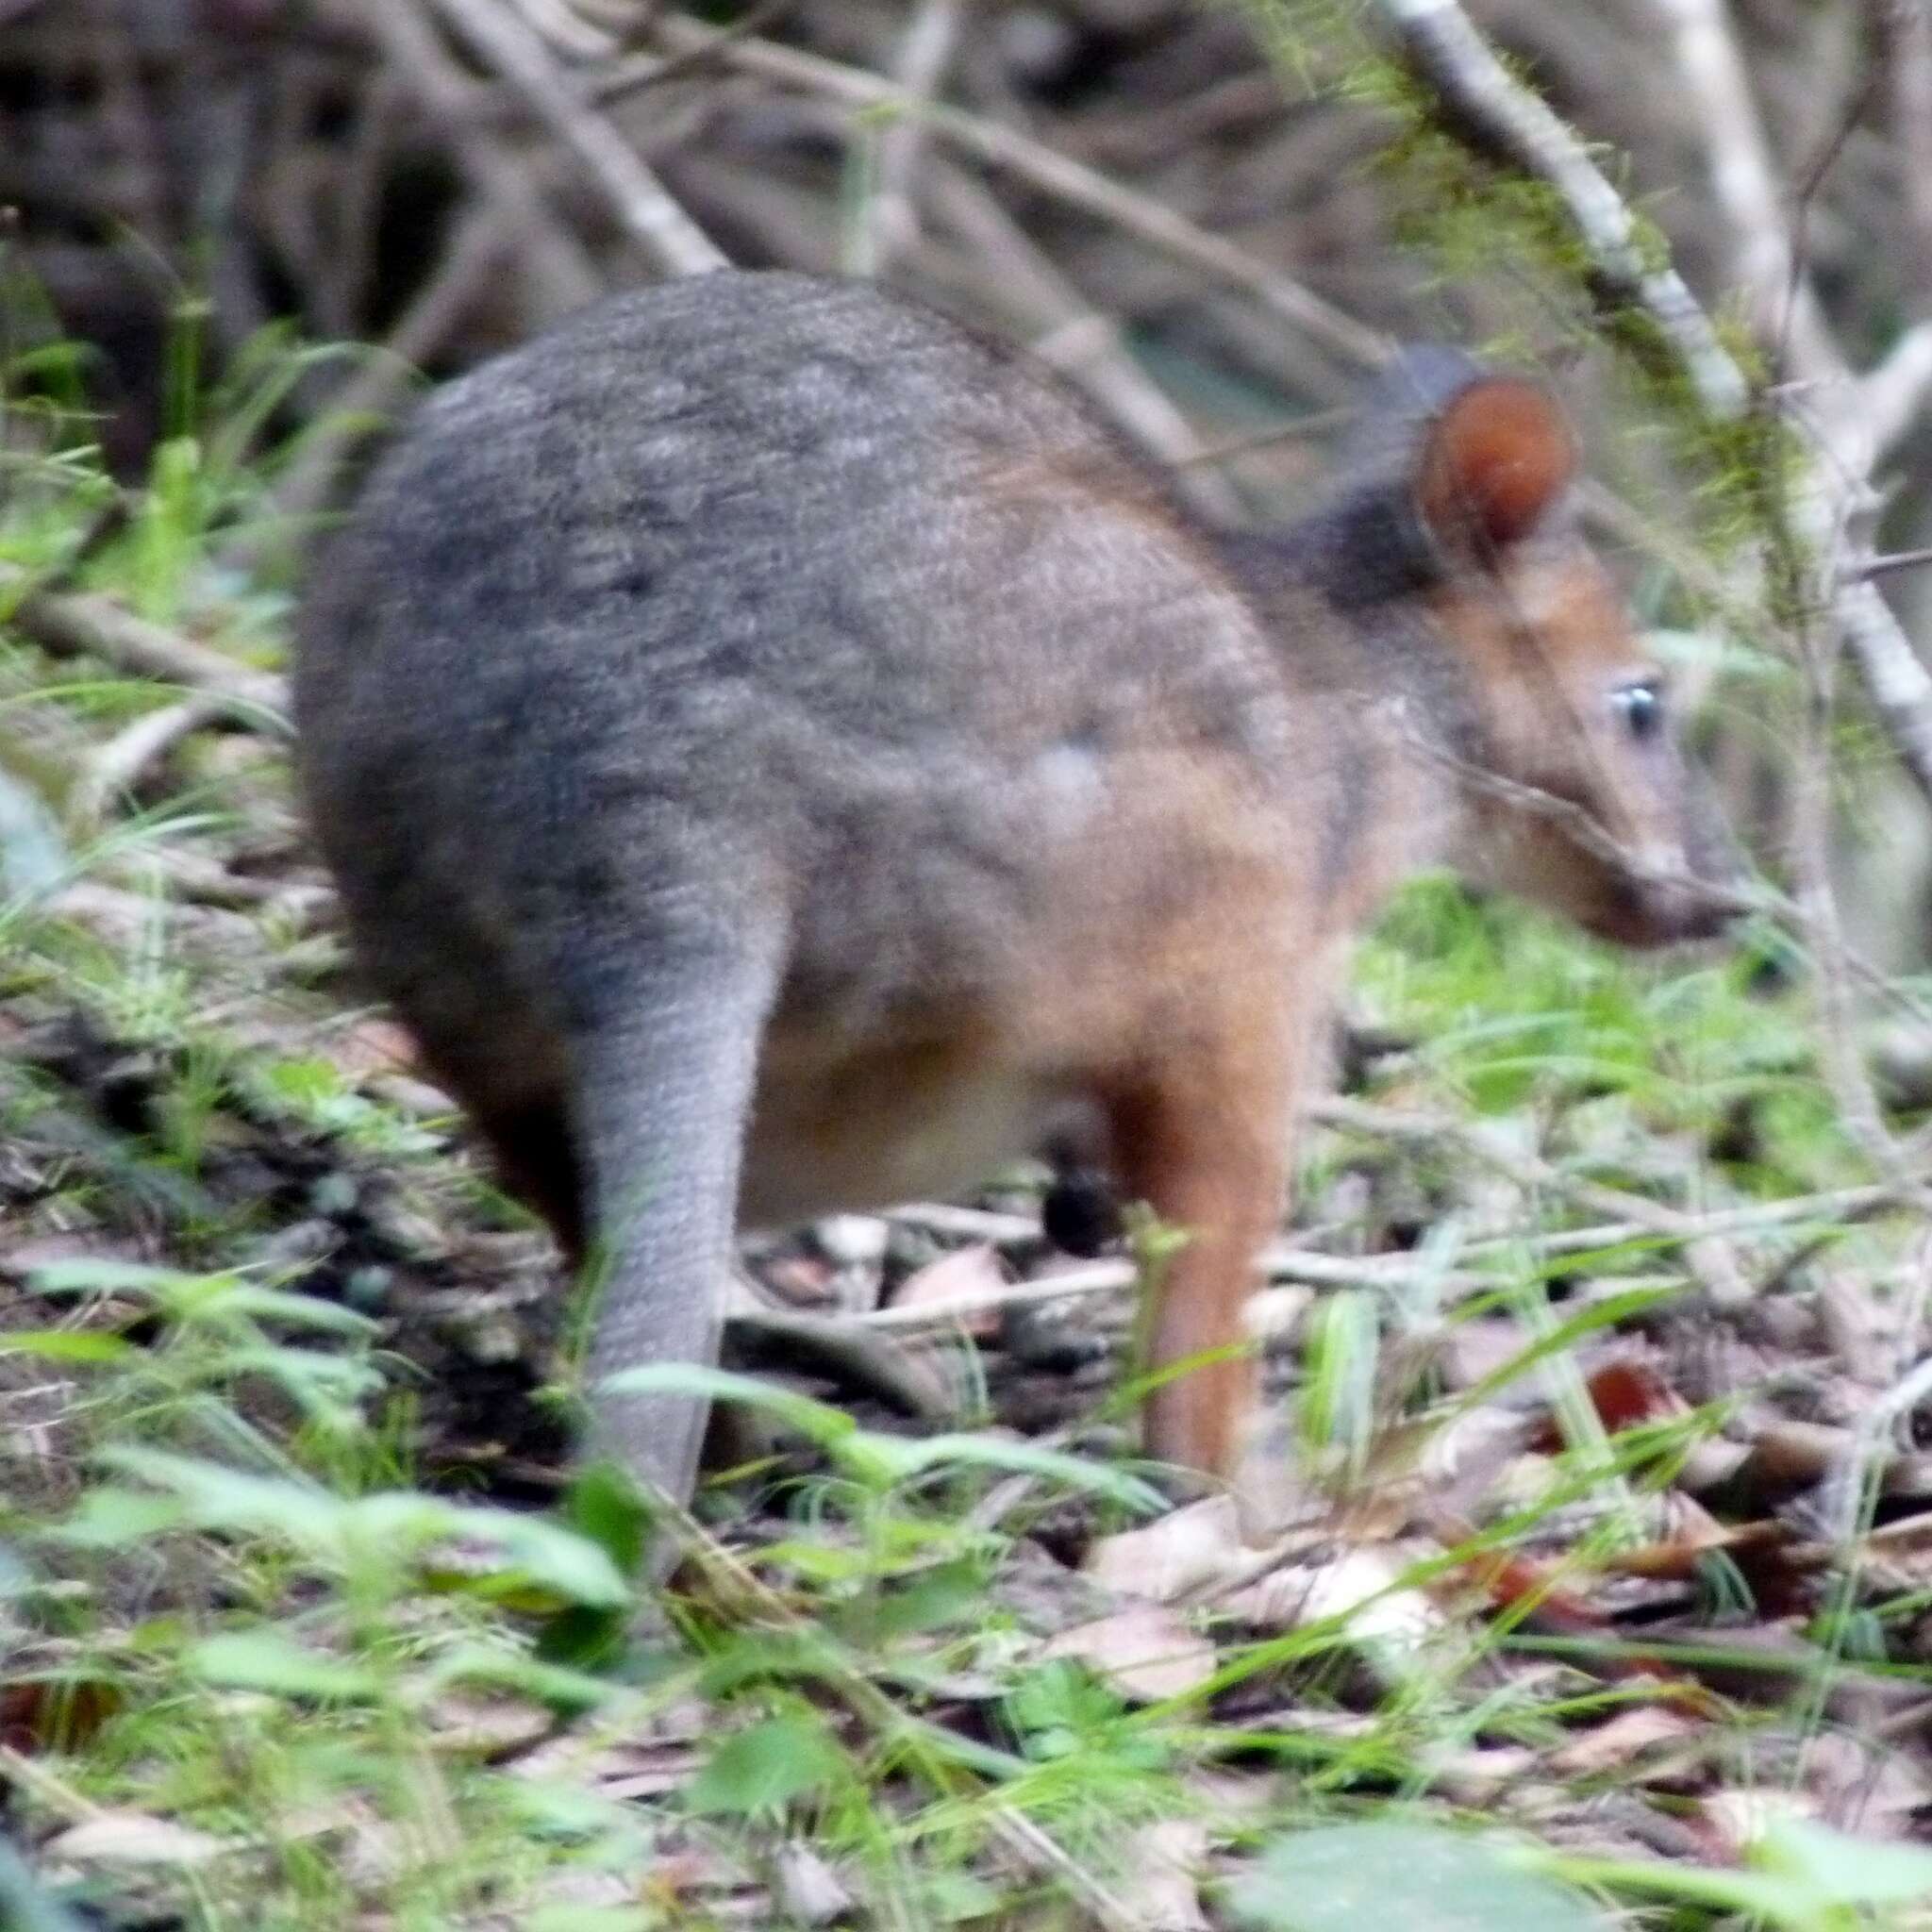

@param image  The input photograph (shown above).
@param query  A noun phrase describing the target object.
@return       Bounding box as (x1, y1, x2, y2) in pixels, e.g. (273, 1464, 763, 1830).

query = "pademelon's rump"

(296, 270, 1735, 1523)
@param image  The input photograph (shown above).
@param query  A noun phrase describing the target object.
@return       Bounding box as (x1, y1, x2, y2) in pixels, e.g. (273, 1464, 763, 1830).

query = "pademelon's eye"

(1611, 680, 1664, 742)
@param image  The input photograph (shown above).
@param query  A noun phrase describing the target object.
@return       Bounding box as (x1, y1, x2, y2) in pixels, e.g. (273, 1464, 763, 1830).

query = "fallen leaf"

(1529, 1355, 1687, 1453)
(1604, 1508, 1785, 1583)
(1547, 1706, 1701, 1777)
(1084, 1496, 1244, 1602)
(47, 1812, 232, 1869)
(1420, 1744, 1539, 1804)
(1441, 1315, 1535, 1390)
(425, 1690, 556, 1757)
(1799, 1729, 1932, 1839)
(773, 1840, 855, 1925)
(1243, 1284, 1312, 1342)
(755, 1253, 840, 1309)
(1041, 1603, 1218, 1704)
(887, 1241, 1008, 1336)
(327, 1016, 421, 1078)
(1117, 1818, 1210, 1930)
(0, 1674, 123, 1752)
(1224, 1546, 1441, 1676)
(1700, 1786, 1815, 1860)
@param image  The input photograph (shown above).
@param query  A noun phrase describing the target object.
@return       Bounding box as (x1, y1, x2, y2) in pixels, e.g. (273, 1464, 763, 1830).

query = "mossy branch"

(1368, 0, 1932, 811)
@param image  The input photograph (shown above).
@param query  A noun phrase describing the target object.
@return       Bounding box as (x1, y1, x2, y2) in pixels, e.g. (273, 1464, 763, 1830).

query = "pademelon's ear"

(1413, 375, 1576, 559)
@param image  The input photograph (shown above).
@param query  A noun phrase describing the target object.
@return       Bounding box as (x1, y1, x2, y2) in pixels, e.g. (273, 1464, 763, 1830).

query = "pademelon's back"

(295, 269, 1276, 977)
(300, 270, 1142, 724)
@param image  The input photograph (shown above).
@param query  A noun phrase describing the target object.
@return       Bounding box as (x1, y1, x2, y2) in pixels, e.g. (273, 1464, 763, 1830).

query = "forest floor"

(8, 375, 1932, 1932)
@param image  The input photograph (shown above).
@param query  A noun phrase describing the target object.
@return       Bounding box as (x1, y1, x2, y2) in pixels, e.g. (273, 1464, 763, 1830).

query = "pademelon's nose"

(1634, 866, 1747, 946)
(1590, 840, 1746, 948)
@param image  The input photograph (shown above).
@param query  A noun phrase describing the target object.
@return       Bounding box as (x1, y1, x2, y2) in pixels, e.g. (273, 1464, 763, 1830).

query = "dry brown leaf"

(1799, 1728, 1932, 1839)
(1223, 1545, 1441, 1667)
(1184, 1767, 1289, 1822)
(755, 1253, 840, 1309)
(327, 1016, 421, 1078)
(1815, 1272, 1892, 1388)
(887, 1241, 1009, 1335)
(773, 1841, 856, 1925)
(1422, 1405, 1540, 1515)
(510, 1707, 707, 1800)
(1547, 1706, 1701, 1777)
(1699, 1787, 1816, 1861)
(1528, 1355, 1689, 1454)
(1115, 1818, 1210, 1931)
(1440, 1314, 1535, 1390)
(1084, 1496, 1245, 1602)
(1242, 1283, 1312, 1342)
(532, 1869, 650, 1912)
(425, 1690, 555, 1757)
(1041, 1602, 1218, 1704)
(0, 1672, 124, 1753)
(46, 1812, 233, 1869)
(1863, 1507, 1932, 1555)
(1606, 1525, 1785, 1585)
(1420, 1744, 1539, 1805)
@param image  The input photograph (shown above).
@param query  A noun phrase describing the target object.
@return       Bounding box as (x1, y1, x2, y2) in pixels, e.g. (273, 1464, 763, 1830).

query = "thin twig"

(1375, 0, 1744, 408)
(1648, 0, 1841, 381)
(1640, 0, 1927, 1182)
(855, 0, 968, 276)
(1399, 701, 1932, 1035)
(1874, 0, 1932, 308)
(592, 0, 791, 104)
(857, 1171, 1909, 1337)
(1171, 407, 1357, 471)
(72, 693, 232, 830)
(1307, 1095, 1703, 1238)
(1857, 546, 1932, 582)
(638, 14, 1389, 371)
(364, 0, 606, 312)
(428, 0, 728, 275)
(991, 1807, 1149, 1932)
(1854, 324, 1932, 466)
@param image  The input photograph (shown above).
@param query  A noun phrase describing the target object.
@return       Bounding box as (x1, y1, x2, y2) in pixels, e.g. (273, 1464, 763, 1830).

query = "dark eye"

(1611, 681, 1664, 741)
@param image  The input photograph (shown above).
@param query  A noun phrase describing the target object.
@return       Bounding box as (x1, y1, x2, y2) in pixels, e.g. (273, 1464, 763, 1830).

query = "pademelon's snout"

(1586, 867, 1740, 949)
(1586, 791, 1748, 950)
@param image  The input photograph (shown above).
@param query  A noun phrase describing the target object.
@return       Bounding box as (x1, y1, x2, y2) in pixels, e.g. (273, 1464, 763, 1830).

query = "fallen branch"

(855, 1170, 1907, 1337)
(72, 693, 233, 829)
(4, 573, 288, 724)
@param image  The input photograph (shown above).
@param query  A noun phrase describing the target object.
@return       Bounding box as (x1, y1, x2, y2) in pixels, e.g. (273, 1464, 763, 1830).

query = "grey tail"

(567, 914, 785, 1513)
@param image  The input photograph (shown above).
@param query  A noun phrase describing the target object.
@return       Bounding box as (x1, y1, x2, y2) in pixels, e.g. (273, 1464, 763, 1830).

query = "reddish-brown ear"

(1414, 375, 1576, 558)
